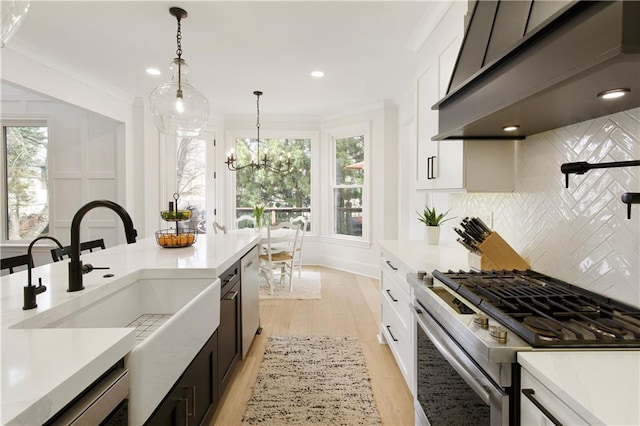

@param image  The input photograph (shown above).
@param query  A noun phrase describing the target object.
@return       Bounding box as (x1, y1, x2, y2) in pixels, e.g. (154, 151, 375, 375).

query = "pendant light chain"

(175, 16, 183, 59)
(175, 15, 183, 97)
(256, 91, 261, 142)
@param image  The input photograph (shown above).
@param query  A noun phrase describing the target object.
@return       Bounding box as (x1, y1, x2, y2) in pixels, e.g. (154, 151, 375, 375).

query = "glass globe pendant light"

(149, 7, 209, 138)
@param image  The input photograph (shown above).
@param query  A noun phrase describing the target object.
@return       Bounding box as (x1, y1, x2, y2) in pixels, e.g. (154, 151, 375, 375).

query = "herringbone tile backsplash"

(450, 108, 640, 307)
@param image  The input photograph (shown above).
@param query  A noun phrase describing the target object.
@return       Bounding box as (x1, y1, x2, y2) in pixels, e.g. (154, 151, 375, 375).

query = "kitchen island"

(1, 233, 260, 425)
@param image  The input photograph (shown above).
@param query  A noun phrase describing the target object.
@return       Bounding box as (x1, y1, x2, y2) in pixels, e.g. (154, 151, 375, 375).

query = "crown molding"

(5, 38, 135, 105)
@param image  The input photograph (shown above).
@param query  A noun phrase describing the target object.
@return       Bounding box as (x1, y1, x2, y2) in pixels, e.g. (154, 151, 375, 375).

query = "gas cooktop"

(432, 269, 640, 348)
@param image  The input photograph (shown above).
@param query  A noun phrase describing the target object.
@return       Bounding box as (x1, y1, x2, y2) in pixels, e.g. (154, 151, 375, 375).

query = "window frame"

(225, 129, 319, 234)
(159, 129, 217, 235)
(327, 123, 370, 246)
(1, 117, 51, 242)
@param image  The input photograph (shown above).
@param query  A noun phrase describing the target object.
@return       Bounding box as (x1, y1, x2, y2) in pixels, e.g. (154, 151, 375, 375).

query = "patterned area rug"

(259, 271, 321, 300)
(242, 336, 382, 425)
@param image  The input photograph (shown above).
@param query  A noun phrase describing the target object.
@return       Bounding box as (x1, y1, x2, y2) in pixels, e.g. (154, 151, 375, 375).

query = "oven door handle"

(412, 305, 493, 405)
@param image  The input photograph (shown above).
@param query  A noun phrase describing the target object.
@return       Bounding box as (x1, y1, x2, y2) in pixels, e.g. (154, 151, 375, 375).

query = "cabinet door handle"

(521, 389, 563, 426)
(177, 397, 189, 426)
(430, 156, 434, 179)
(244, 260, 254, 268)
(385, 260, 398, 271)
(432, 156, 437, 179)
(224, 290, 239, 300)
(385, 289, 398, 302)
(427, 156, 437, 179)
(223, 273, 238, 285)
(183, 385, 196, 417)
(385, 325, 398, 342)
(190, 385, 196, 418)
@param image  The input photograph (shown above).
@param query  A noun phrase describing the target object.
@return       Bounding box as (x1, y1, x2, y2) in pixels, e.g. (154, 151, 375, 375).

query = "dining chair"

(212, 221, 227, 234)
(258, 222, 300, 295)
(1, 253, 33, 275)
(51, 238, 105, 262)
(290, 216, 308, 278)
(235, 215, 256, 229)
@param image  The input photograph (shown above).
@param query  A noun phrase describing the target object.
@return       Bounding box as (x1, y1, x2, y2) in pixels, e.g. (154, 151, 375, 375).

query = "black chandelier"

(225, 91, 292, 173)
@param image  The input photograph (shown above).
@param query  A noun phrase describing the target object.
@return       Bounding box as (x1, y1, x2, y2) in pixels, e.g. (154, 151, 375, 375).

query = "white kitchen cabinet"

(379, 251, 414, 392)
(520, 365, 588, 426)
(518, 351, 640, 426)
(416, 19, 514, 192)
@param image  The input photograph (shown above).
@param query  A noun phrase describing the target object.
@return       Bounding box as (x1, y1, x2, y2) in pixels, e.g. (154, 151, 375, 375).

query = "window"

(234, 137, 311, 228)
(176, 136, 207, 233)
(2, 121, 49, 240)
(332, 133, 365, 238)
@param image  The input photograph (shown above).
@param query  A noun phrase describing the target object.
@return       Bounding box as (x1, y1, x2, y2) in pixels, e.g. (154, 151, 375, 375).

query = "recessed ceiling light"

(597, 88, 630, 100)
(310, 70, 324, 78)
(502, 125, 519, 132)
(146, 68, 161, 76)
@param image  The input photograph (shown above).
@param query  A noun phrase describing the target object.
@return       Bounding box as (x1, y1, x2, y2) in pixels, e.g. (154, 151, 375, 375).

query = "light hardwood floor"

(210, 266, 414, 425)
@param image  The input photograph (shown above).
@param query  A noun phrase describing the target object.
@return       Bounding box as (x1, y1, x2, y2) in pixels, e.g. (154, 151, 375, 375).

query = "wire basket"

(155, 228, 198, 248)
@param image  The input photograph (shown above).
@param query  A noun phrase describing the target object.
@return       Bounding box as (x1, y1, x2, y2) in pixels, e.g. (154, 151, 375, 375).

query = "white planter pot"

(426, 226, 440, 245)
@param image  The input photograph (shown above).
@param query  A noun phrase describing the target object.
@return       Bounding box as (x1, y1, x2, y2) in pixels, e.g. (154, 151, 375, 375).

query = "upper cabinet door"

(416, 65, 439, 189)
(414, 4, 514, 193)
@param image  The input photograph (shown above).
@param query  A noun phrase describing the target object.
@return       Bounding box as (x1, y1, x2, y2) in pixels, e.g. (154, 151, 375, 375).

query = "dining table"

(231, 227, 296, 251)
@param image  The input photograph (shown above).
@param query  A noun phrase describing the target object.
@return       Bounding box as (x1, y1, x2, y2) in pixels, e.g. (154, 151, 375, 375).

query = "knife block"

(473, 232, 530, 271)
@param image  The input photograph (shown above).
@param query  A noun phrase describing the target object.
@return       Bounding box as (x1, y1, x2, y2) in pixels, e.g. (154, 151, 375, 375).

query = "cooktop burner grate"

(433, 269, 640, 348)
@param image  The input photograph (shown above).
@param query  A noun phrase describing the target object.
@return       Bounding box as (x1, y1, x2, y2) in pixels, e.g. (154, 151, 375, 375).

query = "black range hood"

(432, 0, 640, 141)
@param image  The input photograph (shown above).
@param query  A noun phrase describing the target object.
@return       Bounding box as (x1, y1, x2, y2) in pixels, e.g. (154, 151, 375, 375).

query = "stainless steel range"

(410, 269, 640, 426)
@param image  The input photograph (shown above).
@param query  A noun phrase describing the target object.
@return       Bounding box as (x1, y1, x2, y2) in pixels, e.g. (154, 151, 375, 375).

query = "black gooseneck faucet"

(24, 235, 65, 310)
(68, 200, 138, 292)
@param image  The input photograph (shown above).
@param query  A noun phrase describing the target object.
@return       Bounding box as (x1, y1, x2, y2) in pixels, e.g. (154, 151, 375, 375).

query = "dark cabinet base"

(145, 331, 218, 426)
(145, 256, 248, 425)
(218, 261, 242, 398)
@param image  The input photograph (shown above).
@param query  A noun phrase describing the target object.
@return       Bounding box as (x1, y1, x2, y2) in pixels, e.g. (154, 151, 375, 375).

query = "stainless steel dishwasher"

(241, 245, 261, 358)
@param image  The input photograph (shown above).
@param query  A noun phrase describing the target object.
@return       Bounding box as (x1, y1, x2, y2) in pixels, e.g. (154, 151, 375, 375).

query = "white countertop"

(518, 351, 640, 425)
(1, 233, 260, 425)
(377, 240, 470, 273)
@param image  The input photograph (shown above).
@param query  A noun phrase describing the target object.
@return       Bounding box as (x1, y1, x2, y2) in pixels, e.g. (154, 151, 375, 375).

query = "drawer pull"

(385, 260, 398, 271)
(224, 291, 239, 300)
(223, 273, 238, 285)
(385, 289, 398, 302)
(177, 397, 189, 425)
(522, 388, 563, 426)
(385, 325, 398, 342)
(183, 385, 196, 417)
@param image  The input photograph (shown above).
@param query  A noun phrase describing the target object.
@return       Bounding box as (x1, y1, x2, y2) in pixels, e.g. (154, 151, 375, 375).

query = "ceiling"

(5, 1, 436, 117)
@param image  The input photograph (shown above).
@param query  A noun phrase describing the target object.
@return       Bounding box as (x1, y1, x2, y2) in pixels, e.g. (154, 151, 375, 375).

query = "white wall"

(1, 45, 150, 238)
(0, 83, 126, 265)
(318, 102, 398, 277)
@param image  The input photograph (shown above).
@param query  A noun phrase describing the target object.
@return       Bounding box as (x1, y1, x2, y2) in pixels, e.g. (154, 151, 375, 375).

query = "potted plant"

(253, 204, 265, 230)
(417, 206, 454, 245)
